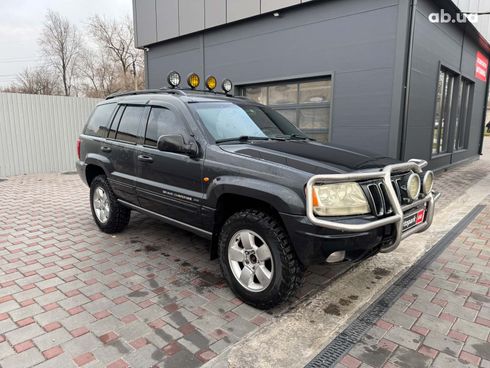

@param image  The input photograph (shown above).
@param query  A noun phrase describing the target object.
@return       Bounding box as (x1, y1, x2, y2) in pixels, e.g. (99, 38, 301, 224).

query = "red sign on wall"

(475, 51, 488, 82)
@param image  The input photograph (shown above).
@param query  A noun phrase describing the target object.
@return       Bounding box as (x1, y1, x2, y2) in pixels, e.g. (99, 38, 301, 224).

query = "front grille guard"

(305, 159, 441, 253)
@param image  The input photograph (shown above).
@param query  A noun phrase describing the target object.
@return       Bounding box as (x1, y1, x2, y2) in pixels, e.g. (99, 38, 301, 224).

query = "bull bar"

(305, 159, 441, 253)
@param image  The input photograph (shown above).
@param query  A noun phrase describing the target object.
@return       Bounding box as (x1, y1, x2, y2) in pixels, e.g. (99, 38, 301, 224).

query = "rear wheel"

(90, 175, 130, 233)
(218, 209, 303, 309)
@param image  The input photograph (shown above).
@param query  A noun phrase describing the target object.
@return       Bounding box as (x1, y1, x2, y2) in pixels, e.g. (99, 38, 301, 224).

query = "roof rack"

(105, 88, 186, 100)
(105, 87, 235, 100)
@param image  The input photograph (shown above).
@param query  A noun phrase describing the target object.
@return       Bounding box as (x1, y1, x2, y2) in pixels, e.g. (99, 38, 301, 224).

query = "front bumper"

(287, 159, 440, 266)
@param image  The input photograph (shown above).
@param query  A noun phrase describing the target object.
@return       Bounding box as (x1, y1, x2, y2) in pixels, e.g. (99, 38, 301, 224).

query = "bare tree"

(88, 15, 144, 90)
(78, 48, 120, 98)
(40, 10, 82, 96)
(3, 67, 60, 95)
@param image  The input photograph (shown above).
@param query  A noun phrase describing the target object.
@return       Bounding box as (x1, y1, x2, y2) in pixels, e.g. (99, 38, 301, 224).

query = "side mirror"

(157, 135, 198, 157)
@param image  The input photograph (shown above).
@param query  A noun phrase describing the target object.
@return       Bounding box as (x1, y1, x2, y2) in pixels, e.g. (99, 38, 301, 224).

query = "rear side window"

(84, 103, 116, 137)
(144, 107, 187, 147)
(115, 106, 145, 144)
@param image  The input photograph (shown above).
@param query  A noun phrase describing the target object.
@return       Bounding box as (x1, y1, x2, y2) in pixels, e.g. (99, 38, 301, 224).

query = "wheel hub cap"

(93, 187, 110, 224)
(228, 230, 273, 292)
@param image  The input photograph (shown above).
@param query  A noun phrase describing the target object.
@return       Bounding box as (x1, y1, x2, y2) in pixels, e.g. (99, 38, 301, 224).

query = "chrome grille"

(362, 173, 416, 218)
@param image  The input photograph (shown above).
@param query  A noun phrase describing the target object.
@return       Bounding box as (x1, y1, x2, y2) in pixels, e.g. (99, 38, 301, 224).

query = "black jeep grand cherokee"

(77, 78, 439, 309)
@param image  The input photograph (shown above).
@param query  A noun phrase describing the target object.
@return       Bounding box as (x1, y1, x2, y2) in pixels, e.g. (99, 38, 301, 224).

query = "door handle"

(101, 146, 112, 153)
(138, 155, 153, 163)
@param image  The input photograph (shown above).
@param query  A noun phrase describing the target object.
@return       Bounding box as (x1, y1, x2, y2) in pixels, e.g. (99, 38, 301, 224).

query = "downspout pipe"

(398, 0, 418, 161)
(479, 59, 490, 155)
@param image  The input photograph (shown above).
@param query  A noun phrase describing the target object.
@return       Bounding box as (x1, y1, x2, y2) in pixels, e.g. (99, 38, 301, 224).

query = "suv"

(77, 82, 439, 309)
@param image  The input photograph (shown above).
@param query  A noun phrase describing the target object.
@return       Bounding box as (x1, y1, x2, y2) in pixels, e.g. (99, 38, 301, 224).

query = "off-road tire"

(218, 209, 303, 309)
(90, 175, 130, 234)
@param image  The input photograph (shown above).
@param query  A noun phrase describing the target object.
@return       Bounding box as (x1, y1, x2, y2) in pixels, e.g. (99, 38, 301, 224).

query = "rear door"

(105, 104, 146, 204)
(135, 103, 203, 228)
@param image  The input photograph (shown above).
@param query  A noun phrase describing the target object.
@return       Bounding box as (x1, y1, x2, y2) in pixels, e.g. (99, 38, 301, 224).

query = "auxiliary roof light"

(205, 76, 217, 91)
(187, 73, 200, 89)
(167, 71, 181, 88)
(222, 79, 233, 93)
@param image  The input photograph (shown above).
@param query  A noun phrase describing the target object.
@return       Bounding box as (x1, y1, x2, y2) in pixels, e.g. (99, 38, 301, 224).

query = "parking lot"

(1, 142, 489, 368)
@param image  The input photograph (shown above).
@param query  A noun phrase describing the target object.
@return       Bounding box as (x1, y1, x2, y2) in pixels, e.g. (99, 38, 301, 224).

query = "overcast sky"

(0, 0, 133, 87)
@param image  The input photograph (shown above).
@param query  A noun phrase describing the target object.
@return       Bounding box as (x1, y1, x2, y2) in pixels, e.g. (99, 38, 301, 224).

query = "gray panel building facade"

(133, 0, 490, 170)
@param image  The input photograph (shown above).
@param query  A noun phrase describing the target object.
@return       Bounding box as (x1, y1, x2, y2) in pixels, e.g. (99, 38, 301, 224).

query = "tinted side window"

(84, 103, 116, 137)
(144, 107, 187, 147)
(115, 106, 145, 144)
(108, 105, 125, 139)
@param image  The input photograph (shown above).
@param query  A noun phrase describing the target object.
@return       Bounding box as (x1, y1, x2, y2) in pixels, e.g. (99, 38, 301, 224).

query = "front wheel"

(90, 175, 131, 234)
(218, 209, 303, 309)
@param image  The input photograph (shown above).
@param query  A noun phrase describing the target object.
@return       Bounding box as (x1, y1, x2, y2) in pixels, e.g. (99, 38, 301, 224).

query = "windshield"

(189, 102, 308, 142)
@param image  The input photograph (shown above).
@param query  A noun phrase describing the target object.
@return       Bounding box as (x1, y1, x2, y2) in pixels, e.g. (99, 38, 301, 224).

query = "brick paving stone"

(388, 346, 431, 368)
(1, 154, 489, 368)
(381, 309, 417, 329)
(462, 336, 490, 361)
(73, 351, 96, 366)
(384, 326, 423, 350)
(92, 340, 132, 365)
(0, 345, 45, 368)
(106, 359, 129, 368)
(62, 333, 103, 356)
(452, 318, 490, 341)
(123, 344, 162, 367)
(0, 341, 15, 360)
(36, 352, 78, 368)
(42, 345, 64, 359)
(5, 322, 44, 345)
(33, 327, 73, 351)
(432, 352, 473, 368)
(337, 194, 490, 368)
(423, 330, 463, 357)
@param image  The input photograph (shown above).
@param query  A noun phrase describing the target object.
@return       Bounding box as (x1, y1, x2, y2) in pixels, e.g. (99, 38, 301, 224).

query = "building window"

(242, 77, 332, 143)
(433, 68, 456, 156)
(454, 78, 473, 150)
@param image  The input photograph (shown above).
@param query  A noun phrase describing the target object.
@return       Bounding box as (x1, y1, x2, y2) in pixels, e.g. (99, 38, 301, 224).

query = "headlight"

(312, 182, 370, 216)
(422, 171, 434, 194)
(406, 173, 421, 200)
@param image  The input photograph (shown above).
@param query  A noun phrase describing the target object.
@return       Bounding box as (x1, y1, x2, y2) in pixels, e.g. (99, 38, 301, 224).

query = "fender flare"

(207, 176, 305, 215)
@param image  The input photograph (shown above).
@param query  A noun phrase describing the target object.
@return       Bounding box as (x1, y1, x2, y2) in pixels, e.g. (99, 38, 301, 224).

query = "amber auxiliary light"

(187, 73, 200, 89)
(205, 76, 217, 91)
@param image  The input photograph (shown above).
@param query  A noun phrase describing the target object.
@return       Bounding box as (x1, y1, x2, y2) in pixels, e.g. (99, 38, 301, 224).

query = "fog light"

(406, 173, 421, 200)
(326, 251, 346, 263)
(423, 171, 434, 194)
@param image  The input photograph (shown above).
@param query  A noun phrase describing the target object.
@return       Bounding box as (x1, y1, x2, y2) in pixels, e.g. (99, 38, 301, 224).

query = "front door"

(135, 104, 203, 228)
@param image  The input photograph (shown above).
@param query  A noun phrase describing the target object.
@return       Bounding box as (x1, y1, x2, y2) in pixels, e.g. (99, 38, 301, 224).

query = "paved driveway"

(1, 140, 489, 368)
(0, 173, 344, 368)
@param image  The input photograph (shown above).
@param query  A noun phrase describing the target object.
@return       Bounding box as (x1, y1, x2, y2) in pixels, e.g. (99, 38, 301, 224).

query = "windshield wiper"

(215, 136, 270, 144)
(272, 134, 310, 141)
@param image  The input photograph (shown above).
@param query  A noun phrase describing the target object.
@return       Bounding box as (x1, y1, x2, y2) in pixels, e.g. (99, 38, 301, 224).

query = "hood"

(220, 140, 399, 174)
